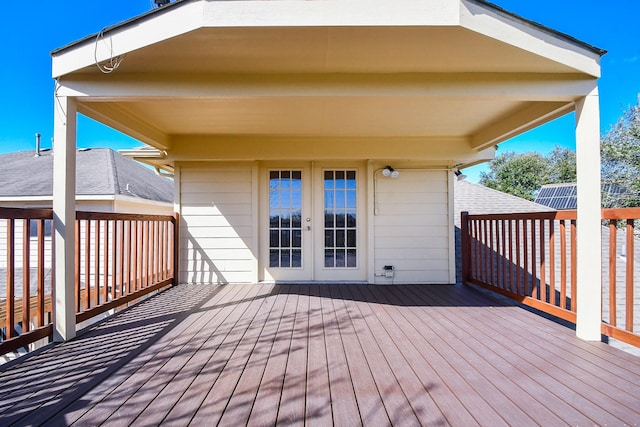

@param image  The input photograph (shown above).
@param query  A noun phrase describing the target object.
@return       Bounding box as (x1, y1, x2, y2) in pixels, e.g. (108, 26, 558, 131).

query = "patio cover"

(50, 0, 605, 341)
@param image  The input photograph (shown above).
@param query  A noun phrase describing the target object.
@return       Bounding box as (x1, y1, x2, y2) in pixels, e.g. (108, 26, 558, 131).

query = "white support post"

(575, 86, 602, 341)
(53, 93, 77, 342)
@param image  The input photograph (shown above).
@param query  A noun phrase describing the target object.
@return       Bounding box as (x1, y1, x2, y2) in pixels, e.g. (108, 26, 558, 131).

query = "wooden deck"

(2, 283, 640, 426)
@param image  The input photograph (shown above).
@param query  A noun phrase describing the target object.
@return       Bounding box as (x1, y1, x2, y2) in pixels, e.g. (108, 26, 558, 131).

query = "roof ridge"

(106, 148, 120, 195)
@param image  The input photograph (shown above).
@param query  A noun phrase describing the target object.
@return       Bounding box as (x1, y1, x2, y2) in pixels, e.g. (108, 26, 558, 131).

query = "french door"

(261, 164, 365, 282)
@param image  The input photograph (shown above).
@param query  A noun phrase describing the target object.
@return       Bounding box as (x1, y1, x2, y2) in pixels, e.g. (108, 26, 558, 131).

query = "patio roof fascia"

(51, 0, 604, 79)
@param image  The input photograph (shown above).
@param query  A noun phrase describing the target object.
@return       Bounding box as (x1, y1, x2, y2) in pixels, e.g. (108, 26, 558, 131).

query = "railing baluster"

(608, 220, 617, 327)
(473, 219, 479, 281)
(37, 219, 45, 327)
(143, 220, 148, 287)
(560, 220, 567, 310)
(7, 219, 15, 339)
(501, 220, 507, 290)
(111, 220, 118, 301)
(539, 220, 546, 303)
(549, 219, 555, 306)
(489, 220, 494, 285)
(85, 219, 91, 311)
(120, 221, 126, 296)
(23, 219, 31, 333)
(103, 220, 109, 304)
(507, 219, 513, 294)
(127, 220, 133, 295)
(75, 219, 81, 312)
(626, 219, 634, 332)
(523, 220, 529, 296)
(94, 220, 101, 307)
(531, 220, 537, 299)
(570, 219, 577, 312)
(514, 219, 521, 295)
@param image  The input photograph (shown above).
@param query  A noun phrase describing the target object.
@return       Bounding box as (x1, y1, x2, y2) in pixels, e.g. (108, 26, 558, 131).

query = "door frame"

(312, 162, 367, 282)
(258, 161, 367, 283)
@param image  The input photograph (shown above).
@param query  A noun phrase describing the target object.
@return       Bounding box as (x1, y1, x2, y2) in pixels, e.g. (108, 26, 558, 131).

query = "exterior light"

(455, 170, 467, 181)
(383, 166, 399, 178)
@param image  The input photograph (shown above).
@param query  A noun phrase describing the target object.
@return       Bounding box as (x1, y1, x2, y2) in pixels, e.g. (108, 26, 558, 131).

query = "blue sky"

(1, 1, 639, 182)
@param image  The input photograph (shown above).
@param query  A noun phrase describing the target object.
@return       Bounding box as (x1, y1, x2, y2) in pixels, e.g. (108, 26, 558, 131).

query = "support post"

(53, 93, 77, 342)
(575, 86, 602, 341)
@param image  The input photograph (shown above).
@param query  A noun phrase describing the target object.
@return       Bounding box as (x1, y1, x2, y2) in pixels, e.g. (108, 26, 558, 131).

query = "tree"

(600, 99, 640, 207)
(479, 97, 640, 206)
(479, 146, 577, 201)
(479, 151, 551, 201)
(548, 146, 577, 184)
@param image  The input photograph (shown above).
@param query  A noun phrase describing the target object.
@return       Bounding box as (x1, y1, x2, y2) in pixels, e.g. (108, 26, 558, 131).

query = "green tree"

(600, 99, 640, 207)
(479, 146, 577, 201)
(479, 151, 551, 201)
(548, 146, 577, 184)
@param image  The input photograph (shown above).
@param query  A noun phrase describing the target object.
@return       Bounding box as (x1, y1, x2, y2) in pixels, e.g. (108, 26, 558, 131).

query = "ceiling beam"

(470, 101, 575, 151)
(57, 73, 598, 102)
(77, 103, 171, 150)
(166, 135, 494, 165)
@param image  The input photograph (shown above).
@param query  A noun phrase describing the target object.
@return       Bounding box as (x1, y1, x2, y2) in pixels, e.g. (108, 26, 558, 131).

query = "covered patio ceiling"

(51, 0, 604, 169)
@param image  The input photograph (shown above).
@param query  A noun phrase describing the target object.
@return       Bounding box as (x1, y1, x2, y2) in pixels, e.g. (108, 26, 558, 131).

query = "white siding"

(179, 164, 257, 284)
(374, 170, 451, 284)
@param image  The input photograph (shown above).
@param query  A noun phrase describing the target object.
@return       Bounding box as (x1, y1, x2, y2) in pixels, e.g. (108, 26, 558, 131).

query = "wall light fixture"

(382, 165, 400, 178)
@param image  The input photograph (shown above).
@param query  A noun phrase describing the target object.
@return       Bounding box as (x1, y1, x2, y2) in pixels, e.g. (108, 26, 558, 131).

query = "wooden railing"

(1, 209, 178, 358)
(75, 212, 179, 324)
(600, 208, 640, 347)
(1, 208, 55, 358)
(461, 209, 640, 347)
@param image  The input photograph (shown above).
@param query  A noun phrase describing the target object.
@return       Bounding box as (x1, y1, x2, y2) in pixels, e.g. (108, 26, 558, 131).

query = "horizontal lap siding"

(374, 170, 450, 284)
(180, 165, 256, 284)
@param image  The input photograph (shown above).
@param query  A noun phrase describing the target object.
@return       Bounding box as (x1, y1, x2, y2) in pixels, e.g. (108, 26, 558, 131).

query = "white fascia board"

(461, 1, 601, 77)
(202, 0, 460, 27)
(52, 2, 205, 78)
(76, 195, 116, 201)
(113, 194, 173, 207)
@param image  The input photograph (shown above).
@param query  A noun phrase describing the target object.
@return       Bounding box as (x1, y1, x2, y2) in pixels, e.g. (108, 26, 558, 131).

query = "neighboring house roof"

(0, 148, 173, 203)
(454, 179, 554, 226)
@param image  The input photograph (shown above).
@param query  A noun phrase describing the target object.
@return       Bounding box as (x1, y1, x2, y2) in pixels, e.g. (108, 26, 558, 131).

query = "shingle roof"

(454, 180, 554, 226)
(0, 148, 173, 203)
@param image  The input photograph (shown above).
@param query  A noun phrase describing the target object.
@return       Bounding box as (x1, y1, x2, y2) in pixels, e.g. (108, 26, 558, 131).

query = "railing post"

(461, 211, 470, 284)
(173, 212, 180, 286)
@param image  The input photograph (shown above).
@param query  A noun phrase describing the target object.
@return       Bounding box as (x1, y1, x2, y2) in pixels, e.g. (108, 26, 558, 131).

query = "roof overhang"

(52, 0, 605, 169)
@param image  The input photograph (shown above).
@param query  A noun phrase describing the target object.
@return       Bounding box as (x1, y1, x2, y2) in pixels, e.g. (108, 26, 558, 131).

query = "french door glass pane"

(324, 170, 357, 268)
(269, 170, 303, 268)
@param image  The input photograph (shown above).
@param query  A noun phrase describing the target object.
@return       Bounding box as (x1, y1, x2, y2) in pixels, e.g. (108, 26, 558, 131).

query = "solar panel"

(534, 183, 577, 210)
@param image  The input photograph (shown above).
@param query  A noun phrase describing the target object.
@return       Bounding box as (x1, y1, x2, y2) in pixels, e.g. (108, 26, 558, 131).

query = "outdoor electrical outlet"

(383, 265, 394, 278)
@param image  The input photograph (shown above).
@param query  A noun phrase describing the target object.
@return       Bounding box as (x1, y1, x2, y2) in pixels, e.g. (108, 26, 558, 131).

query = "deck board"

(2, 283, 640, 426)
(302, 285, 333, 426)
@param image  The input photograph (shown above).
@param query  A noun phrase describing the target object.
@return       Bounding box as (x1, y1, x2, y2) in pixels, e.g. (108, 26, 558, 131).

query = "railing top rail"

(465, 211, 575, 221)
(76, 211, 176, 222)
(602, 207, 640, 220)
(465, 207, 640, 222)
(0, 207, 53, 220)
